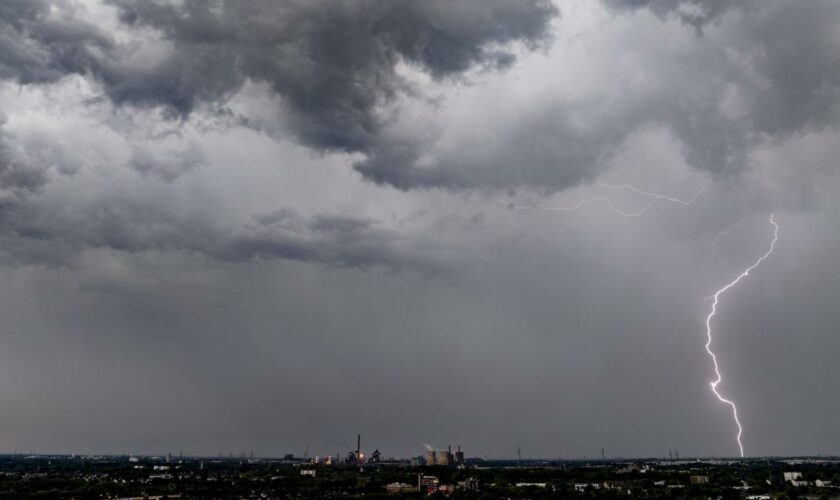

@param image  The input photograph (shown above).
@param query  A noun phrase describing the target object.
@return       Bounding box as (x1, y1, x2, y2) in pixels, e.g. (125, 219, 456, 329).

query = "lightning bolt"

(537, 196, 657, 217)
(596, 182, 707, 206)
(505, 181, 780, 459)
(507, 182, 706, 217)
(703, 214, 779, 458)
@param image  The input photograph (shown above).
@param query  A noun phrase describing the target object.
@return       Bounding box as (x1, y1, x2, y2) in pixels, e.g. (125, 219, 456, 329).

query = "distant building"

(300, 469, 315, 477)
(422, 445, 461, 467)
(783, 471, 802, 481)
(575, 483, 601, 492)
(418, 475, 440, 494)
(384, 482, 414, 494)
(816, 479, 833, 488)
(618, 462, 647, 474)
(455, 445, 465, 467)
(438, 484, 455, 494)
(459, 477, 479, 491)
(690, 475, 709, 485)
(603, 480, 627, 491)
(516, 482, 547, 488)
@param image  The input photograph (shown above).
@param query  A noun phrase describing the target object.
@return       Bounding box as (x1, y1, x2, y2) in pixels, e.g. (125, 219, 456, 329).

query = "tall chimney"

(357, 434, 361, 456)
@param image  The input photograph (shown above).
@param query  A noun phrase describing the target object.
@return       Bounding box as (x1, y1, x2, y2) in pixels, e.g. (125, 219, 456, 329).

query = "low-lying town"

(1, 451, 839, 498)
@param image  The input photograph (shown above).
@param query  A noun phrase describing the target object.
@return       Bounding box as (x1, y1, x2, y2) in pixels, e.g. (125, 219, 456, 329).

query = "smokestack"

(357, 434, 361, 456)
(455, 445, 465, 467)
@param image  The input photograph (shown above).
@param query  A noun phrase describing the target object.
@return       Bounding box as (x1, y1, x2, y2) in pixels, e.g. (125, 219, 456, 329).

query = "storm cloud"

(0, 1, 838, 459)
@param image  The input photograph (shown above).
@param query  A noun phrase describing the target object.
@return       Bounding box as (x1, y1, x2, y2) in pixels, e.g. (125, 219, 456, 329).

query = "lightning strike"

(703, 214, 779, 458)
(711, 213, 747, 250)
(505, 181, 776, 458)
(507, 182, 706, 217)
(537, 196, 657, 217)
(596, 182, 707, 206)
(710, 212, 748, 267)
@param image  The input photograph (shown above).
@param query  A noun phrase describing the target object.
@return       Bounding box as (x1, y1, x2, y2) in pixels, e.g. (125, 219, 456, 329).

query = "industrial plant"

(416, 445, 466, 467)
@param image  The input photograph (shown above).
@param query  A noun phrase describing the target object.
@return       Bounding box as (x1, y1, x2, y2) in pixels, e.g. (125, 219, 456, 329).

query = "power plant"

(420, 445, 465, 467)
(330, 434, 467, 468)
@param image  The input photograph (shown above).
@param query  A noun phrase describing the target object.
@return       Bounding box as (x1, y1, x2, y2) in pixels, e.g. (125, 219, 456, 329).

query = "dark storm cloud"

(0, 0, 839, 460)
(102, 0, 556, 147)
(603, 0, 840, 139)
(602, 0, 739, 29)
(363, 0, 840, 192)
(381, 0, 840, 192)
(0, 199, 435, 271)
(0, 0, 112, 83)
(216, 209, 439, 270)
(3, 0, 838, 194)
(356, 97, 634, 191)
(0, 0, 557, 271)
(0, 0, 558, 188)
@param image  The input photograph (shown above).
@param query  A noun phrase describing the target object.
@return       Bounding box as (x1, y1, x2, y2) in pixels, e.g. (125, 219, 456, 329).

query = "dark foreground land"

(1, 454, 839, 499)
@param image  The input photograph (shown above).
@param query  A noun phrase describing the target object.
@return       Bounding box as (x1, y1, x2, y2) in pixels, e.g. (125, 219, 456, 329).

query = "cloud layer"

(0, 0, 838, 458)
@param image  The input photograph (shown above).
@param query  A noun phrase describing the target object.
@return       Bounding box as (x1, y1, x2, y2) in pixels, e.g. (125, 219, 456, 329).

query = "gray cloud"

(608, 0, 840, 170)
(0, 114, 72, 194)
(1, 0, 558, 189)
(0, 197, 438, 272)
(0, 0, 557, 270)
(0, 0, 113, 84)
(129, 142, 205, 181)
(602, 0, 740, 29)
(360, 0, 840, 192)
(3, 1, 838, 195)
(216, 209, 443, 271)
(102, 0, 554, 151)
(0, 133, 49, 194)
(356, 96, 636, 192)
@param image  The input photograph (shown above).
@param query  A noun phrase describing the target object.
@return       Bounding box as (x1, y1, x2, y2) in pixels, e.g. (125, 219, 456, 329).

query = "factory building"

(421, 445, 465, 467)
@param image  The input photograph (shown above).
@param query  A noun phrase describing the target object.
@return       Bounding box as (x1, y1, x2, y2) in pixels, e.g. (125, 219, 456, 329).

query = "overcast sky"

(1, 0, 839, 459)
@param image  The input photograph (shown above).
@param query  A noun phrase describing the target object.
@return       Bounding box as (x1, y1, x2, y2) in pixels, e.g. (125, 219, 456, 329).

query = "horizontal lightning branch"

(505, 182, 707, 217)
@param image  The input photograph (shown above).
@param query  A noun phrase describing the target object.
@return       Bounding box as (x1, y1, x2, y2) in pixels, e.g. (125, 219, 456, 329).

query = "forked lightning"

(703, 214, 779, 458)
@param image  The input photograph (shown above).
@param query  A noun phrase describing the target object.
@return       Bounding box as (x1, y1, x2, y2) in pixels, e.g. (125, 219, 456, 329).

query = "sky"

(0, 0, 839, 459)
